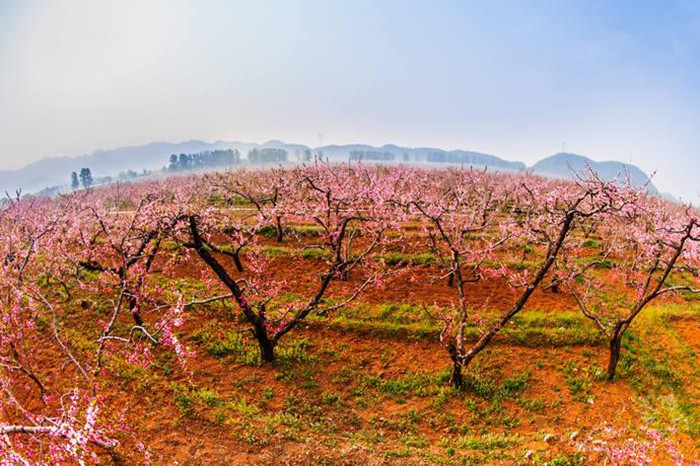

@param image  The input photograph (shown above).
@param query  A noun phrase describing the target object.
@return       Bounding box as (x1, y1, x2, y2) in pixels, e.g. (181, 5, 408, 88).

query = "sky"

(1, 0, 699, 200)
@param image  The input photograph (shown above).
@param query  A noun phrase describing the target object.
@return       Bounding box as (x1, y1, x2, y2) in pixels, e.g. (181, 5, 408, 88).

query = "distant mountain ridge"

(0, 140, 658, 196)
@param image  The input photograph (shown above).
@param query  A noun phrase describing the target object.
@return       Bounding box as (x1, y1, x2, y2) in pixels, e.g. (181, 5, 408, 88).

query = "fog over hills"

(0, 140, 659, 197)
(318, 144, 526, 172)
(532, 153, 660, 194)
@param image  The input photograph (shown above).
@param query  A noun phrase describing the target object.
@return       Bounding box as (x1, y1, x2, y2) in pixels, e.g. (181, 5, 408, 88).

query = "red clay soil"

(111, 240, 696, 463)
(167, 247, 579, 313)
(7, 332, 684, 465)
(102, 326, 647, 464)
(9, 237, 697, 464)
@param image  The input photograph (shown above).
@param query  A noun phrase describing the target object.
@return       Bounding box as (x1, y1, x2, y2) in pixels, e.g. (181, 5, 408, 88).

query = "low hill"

(532, 152, 659, 194)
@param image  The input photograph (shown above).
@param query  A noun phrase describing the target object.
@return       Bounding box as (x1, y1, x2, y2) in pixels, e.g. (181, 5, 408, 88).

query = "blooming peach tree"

(559, 191, 700, 379)
(0, 194, 118, 463)
(172, 161, 395, 362)
(394, 167, 518, 386)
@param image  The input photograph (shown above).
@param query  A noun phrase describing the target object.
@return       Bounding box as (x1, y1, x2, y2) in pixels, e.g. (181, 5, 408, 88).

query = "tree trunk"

(458, 213, 574, 372)
(607, 333, 623, 381)
(129, 295, 144, 326)
(132, 310, 144, 327)
(450, 361, 463, 389)
(255, 327, 276, 363)
(447, 273, 455, 288)
(460, 317, 506, 371)
(232, 252, 244, 272)
(448, 343, 463, 388)
(275, 216, 284, 243)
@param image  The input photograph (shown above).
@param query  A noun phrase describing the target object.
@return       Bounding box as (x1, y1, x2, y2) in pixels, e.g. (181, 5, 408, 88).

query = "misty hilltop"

(532, 153, 659, 194)
(0, 140, 659, 197)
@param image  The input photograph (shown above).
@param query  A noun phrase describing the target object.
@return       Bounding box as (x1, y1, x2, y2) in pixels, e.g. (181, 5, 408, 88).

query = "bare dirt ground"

(23, 235, 698, 465)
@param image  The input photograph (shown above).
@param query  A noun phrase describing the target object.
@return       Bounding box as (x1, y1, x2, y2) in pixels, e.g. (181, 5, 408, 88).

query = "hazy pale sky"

(1, 0, 699, 200)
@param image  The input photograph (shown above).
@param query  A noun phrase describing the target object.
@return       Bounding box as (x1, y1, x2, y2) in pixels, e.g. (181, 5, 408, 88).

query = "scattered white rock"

(544, 433, 557, 443)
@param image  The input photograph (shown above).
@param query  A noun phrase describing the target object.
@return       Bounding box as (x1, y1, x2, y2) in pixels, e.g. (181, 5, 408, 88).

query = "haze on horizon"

(1, 0, 699, 201)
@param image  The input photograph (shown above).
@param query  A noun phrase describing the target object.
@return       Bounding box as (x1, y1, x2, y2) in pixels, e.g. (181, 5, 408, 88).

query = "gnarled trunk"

(275, 216, 284, 243)
(232, 252, 244, 272)
(450, 363, 463, 389)
(254, 326, 276, 363)
(607, 332, 624, 381)
(448, 343, 463, 388)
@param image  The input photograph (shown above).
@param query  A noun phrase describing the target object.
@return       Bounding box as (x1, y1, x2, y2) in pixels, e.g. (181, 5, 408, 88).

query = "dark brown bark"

(186, 213, 369, 363)
(606, 323, 627, 380)
(275, 216, 284, 243)
(188, 217, 257, 325)
(232, 251, 244, 272)
(448, 344, 463, 388)
(256, 328, 276, 362)
(188, 216, 280, 362)
(0, 425, 118, 450)
(607, 335, 622, 381)
(128, 295, 144, 327)
(450, 363, 463, 389)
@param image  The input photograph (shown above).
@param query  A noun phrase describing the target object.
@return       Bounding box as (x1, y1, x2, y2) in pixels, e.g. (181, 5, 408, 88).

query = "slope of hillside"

(532, 152, 658, 194)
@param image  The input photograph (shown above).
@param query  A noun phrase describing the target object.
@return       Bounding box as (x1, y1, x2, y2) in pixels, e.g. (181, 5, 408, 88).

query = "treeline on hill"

(348, 149, 498, 164)
(168, 149, 242, 171)
(426, 151, 491, 164)
(168, 148, 294, 172)
(247, 147, 288, 164)
(350, 150, 396, 161)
